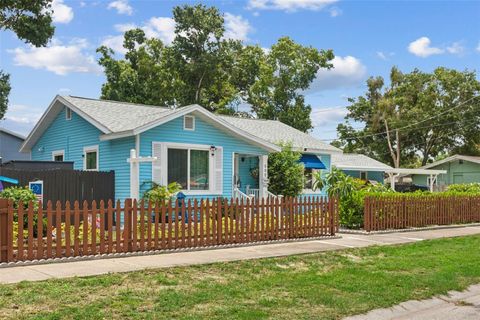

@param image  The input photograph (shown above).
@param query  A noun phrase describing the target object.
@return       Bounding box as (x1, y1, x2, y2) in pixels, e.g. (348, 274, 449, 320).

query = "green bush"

(268, 143, 304, 197)
(446, 183, 480, 193)
(0, 186, 43, 236)
(143, 182, 182, 205)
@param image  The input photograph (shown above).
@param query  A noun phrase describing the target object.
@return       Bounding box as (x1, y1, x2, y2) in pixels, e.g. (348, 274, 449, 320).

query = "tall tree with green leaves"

(97, 4, 334, 128)
(334, 67, 480, 167)
(0, 0, 55, 119)
(248, 37, 334, 132)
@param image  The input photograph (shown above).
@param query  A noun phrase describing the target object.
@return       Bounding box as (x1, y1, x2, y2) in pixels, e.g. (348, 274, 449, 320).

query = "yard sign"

(29, 180, 44, 202)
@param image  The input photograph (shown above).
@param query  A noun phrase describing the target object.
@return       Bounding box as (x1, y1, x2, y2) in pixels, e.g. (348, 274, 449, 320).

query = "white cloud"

(248, 0, 338, 12)
(108, 0, 133, 15)
(477, 42, 480, 53)
(311, 107, 348, 127)
(51, 0, 74, 24)
(329, 6, 342, 17)
(1, 105, 44, 136)
(101, 35, 126, 54)
(9, 38, 101, 75)
(376, 51, 394, 60)
(223, 13, 253, 41)
(115, 23, 138, 32)
(408, 37, 444, 57)
(446, 42, 464, 55)
(308, 56, 367, 92)
(143, 17, 176, 44)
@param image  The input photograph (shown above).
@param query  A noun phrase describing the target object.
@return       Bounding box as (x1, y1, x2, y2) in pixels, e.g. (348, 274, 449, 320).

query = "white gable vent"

(184, 115, 195, 131)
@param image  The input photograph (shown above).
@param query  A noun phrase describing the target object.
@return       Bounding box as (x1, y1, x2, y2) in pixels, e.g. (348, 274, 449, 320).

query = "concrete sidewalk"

(1, 226, 479, 284)
(345, 284, 480, 320)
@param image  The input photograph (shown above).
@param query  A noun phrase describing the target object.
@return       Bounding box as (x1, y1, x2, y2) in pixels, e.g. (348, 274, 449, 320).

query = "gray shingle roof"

(63, 96, 175, 133)
(61, 96, 340, 153)
(218, 116, 341, 152)
(331, 153, 392, 171)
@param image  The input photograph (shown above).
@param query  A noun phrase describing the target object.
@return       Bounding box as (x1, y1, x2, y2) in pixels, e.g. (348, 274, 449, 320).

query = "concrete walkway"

(0, 225, 479, 284)
(345, 284, 480, 320)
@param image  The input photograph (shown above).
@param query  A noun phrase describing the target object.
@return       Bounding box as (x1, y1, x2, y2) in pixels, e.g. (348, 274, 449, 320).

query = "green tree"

(97, 4, 334, 127)
(334, 67, 480, 167)
(267, 143, 304, 197)
(0, 0, 55, 119)
(248, 37, 334, 132)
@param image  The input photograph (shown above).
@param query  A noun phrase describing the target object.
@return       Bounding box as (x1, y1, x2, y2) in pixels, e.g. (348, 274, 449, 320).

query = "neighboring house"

(331, 153, 393, 183)
(411, 155, 480, 188)
(0, 128, 31, 163)
(21, 95, 340, 202)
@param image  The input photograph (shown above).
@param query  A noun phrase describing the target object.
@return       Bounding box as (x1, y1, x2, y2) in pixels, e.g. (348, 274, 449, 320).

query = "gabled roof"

(218, 116, 341, 153)
(0, 127, 26, 140)
(331, 153, 393, 171)
(20, 96, 281, 152)
(420, 154, 480, 169)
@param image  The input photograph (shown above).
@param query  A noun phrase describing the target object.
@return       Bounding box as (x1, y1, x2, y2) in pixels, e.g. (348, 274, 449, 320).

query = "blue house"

(20, 96, 339, 202)
(0, 128, 30, 163)
(331, 153, 392, 183)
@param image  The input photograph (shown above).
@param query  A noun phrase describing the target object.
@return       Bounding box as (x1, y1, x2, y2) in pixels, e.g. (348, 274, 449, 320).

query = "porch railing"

(246, 186, 282, 201)
(234, 188, 253, 202)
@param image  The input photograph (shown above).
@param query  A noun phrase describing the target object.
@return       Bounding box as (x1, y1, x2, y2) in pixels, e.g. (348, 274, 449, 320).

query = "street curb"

(339, 223, 480, 235)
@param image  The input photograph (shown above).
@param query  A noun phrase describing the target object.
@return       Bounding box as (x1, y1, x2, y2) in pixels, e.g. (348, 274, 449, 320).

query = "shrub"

(446, 183, 480, 193)
(143, 182, 182, 204)
(268, 143, 304, 197)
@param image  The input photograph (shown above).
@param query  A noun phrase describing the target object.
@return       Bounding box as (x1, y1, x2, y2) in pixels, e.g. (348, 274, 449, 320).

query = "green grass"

(1, 235, 480, 319)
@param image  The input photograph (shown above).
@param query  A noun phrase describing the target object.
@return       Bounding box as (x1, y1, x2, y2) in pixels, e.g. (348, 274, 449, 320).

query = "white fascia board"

(20, 95, 112, 152)
(335, 166, 392, 172)
(294, 148, 342, 155)
(101, 104, 281, 152)
(385, 168, 447, 175)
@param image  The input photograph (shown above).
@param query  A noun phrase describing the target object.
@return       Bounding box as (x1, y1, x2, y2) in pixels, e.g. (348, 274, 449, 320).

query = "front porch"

(232, 153, 280, 201)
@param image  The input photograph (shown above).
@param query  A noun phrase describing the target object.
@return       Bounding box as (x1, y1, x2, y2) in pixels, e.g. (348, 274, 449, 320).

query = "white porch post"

(259, 155, 269, 199)
(127, 149, 157, 200)
(129, 149, 139, 200)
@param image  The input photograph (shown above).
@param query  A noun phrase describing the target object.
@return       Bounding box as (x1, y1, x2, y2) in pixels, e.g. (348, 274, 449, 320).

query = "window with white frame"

(83, 146, 99, 171)
(183, 115, 195, 131)
(52, 150, 65, 162)
(65, 107, 72, 120)
(167, 147, 209, 190)
(360, 171, 368, 180)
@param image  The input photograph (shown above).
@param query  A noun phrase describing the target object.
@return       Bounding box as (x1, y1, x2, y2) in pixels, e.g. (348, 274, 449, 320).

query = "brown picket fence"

(0, 196, 338, 263)
(364, 195, 480, 232)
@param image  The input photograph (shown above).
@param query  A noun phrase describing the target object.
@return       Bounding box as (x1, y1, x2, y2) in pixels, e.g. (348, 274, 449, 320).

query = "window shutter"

(152, 143, 165, 185)
(213, 147, 223, 193)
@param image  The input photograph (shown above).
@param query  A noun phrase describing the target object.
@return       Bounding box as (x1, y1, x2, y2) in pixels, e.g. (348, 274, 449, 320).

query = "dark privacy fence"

(0, 168, 114, 205)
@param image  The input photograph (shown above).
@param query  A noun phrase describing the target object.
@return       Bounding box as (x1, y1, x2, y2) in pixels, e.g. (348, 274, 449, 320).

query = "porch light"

(210, 146, 217, 156)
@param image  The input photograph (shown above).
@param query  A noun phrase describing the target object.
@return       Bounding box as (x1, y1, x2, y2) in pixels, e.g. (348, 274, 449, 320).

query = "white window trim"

(65, 107, 72, 120)
(183, 115, 195, 131)
(154, 142, 217, 195)
(360, 171, 368, 180)
(83, 145, 99, 171)
(52, 149, 65, 161)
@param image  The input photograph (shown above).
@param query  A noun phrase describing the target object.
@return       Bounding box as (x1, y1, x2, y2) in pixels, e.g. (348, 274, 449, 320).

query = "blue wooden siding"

(31, 106, 134, 201)
(139, 113, 268, 199)
(342, 170, 385, 183)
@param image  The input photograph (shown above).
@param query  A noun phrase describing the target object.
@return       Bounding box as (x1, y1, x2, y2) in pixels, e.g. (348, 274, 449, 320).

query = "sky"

(1, 0, 479, 142)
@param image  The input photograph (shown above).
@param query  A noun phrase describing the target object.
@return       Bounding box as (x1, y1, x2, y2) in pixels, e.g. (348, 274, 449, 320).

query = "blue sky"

(1, 0, 479, 142)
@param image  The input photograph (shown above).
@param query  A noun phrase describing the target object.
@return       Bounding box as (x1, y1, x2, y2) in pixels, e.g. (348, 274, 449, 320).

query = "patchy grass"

(1, 235, 480, 319)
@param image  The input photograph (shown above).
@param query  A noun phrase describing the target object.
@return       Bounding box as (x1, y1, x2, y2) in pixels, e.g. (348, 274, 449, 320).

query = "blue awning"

(300, 154, 326, 169)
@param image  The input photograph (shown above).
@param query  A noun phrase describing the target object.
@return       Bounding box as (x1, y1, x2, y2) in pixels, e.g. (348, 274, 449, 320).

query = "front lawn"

(1, 235, 480, 319)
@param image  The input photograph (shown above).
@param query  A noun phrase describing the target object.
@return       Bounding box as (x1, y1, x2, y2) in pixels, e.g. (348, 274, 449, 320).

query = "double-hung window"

(84, 145, 99, 171)
(304, 168, 315, 190)
(167, 147, 210, 191)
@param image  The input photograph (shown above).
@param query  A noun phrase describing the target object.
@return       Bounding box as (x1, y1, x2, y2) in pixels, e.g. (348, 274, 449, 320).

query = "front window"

(360, 171, 368, 180)
(167, 148, 209, 191)
(304, 168, 314, 190)
(84, 146, 98, 171)
(52, 150, 64, 162)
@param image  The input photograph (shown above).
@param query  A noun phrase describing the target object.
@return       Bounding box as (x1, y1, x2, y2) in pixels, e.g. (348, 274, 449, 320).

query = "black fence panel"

(0, 168, 115, 205)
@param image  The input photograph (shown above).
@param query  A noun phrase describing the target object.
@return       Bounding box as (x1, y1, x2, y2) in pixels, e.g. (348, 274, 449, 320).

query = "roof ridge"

(66, 95, 171, 110)
(218, 114, 279, 123)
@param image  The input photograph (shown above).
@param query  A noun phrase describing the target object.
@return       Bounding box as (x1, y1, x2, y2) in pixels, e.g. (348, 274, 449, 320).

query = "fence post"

(124, 198, 133, 252)
(364, 197, 370, 232)
(0, 199, 13, 263)
(329, 197, 336, 236)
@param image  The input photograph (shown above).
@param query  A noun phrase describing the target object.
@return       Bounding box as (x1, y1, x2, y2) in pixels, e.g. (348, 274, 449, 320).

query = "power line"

(317, 95, 480, 142)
